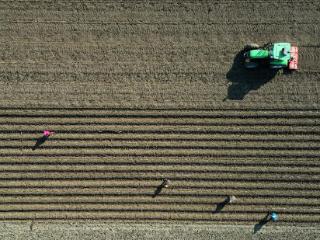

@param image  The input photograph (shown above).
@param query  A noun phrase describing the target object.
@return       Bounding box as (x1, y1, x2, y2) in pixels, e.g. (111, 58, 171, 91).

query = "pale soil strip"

(2, 140, 319, 149)
(0, 116, 319, 125)
(1, 171, 318, 181)
(0, 211, 318, 223)
(0, 109, 319, 116)
(1, 222, 319, 240)
(0, 156, 318, 164)
(0, 124, 319, 132)
(0, 196, 318, 207)
(1, 148, 320, 158)
(0, 106, 318, 112)
(0, 188, 318, 198)
(1, 132, 320, 140)
(0, 164, 319, 174)
(0, 204, 319, 215)
(0, 179, 318, 190)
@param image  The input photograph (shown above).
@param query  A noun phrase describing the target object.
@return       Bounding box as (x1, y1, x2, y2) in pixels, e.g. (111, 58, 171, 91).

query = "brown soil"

(0, 108, 319, 225)
(0, 0, 319, 229)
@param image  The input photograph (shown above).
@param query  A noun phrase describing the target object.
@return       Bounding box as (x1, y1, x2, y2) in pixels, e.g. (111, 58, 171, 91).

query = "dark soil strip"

(1, 169, 319, 175)
(2, 138, 320, 143)
(1, 162, 320, 168)
(0, 114, 319, 119)
(0, 130, 319, 135)
(0, 202, 319, 207)
(1, 185, 319, 191)
(0, 177, 318, 183)
(0, 209, 318, 215)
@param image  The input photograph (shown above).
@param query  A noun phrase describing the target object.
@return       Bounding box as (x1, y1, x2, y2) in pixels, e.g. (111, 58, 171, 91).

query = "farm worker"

(270, 211, 279, 222)
(281, 48, 288, 56)
(43, 130, 55, 137)
(162, 179, 170, 188)
(228, 195, 237, 203)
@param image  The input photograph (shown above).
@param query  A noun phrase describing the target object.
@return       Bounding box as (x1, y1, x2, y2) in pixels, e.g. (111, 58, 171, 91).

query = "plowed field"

(0, 108, 319, 225)
(0, 0, 319, 228)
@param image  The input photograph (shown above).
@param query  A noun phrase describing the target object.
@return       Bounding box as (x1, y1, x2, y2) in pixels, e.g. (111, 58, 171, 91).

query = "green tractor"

(244, 42, 298, 70)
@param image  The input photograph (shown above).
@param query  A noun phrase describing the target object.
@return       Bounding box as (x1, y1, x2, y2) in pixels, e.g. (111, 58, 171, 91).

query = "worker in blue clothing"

(269, 211, 279, 222)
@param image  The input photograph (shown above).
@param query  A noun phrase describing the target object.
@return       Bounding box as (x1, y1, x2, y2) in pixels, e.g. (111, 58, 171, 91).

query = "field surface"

(0, 0, 319, 234)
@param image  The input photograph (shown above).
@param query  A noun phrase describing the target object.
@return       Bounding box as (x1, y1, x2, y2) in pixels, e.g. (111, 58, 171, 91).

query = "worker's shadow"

(152, 181, 168, 198)
(253, 213, 270, 234)
(225, 48, 279, 100)
(212, 197, 229, 214)
(32, 135, 49, 150)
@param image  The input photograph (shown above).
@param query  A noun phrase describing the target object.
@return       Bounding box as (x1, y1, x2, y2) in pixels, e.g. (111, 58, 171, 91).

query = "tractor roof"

(271, 42, 291, 62)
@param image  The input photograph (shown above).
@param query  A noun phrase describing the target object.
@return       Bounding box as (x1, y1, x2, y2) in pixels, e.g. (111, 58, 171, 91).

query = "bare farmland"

(0, 108, 319, 225)
(0, 0, 319, 229)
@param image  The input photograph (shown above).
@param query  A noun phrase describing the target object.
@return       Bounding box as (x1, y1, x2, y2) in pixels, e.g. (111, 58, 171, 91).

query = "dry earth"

(0, 0, 319, 239)
(0, 0, 319, 108)
(1, 222, 320, 240)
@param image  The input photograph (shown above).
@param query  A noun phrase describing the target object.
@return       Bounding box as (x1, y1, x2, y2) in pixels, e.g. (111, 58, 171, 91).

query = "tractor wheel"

(245, 62, 259, 69)
(245, 43, 260, 50)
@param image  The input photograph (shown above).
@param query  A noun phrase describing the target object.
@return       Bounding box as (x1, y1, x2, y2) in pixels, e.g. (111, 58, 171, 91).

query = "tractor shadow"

(32, 135, 49, 150)
(225, 48, 279, 100)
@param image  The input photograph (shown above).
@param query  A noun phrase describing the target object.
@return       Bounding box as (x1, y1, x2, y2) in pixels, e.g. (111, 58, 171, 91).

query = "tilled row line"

(0, 158, 318, 166)
(0, 164, 319, 173)
(0, 212, 318, 223)
(0, 108, 319, 116)
(1, 153, 319, 159)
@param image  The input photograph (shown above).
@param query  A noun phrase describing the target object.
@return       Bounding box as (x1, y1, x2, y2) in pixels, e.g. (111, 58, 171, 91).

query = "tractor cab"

(269, 42, 292, 69)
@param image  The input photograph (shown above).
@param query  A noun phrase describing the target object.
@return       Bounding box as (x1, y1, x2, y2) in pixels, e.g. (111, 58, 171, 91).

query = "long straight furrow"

(0, 108, 319, 224)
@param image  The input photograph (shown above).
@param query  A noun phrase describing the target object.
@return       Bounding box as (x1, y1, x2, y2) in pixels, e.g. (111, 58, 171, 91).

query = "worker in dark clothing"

(161, 179, 170, 188)
(281, 48, 288, 55)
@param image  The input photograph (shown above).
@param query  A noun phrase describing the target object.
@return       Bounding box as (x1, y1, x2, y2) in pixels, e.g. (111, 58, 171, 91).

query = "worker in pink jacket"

(43, 130, 55, 137)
